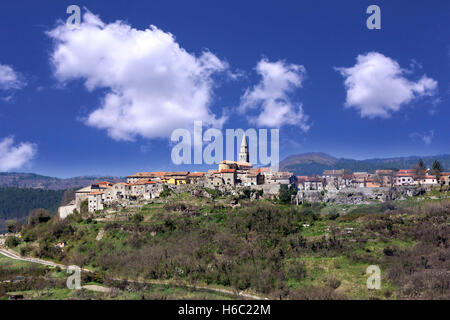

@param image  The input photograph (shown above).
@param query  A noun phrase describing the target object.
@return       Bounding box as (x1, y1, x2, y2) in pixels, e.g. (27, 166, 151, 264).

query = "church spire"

(241, 134, 248, 147)
(239, 134, 250, 163)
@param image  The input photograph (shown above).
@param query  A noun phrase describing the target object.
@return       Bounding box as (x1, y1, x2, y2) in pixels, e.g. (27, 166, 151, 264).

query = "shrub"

(326, 277, 341, 289)
(284, 260, 307, 281)
(278, 185, 297, 204)
(383, 247, 395, 256)
(6, 219, 21, 233)
(288, 286, 347, 300)
(160, 185, 172, 198)
(328, 211, 340, 220)
(28, 208, 52, 226)
(5, 236, 20, 248)
(19, 244, 33, 256)
(80, 199, 89, 215)
(131, 213, 144, 224)
(22, 230, 37, 242)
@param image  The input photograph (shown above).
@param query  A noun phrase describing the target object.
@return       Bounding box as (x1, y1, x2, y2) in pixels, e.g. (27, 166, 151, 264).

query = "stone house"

(126, 172, 164, 184)
(219, 160, 252, 171)
(129, 179, 151, 198)
(296, 176, 308, 191)
(304, 176, 324, 191)
(366, 178, 381, 188)
(75, 186, 92, 211)
(324, 177, 339, 191)
(204, 169, 236, 188)
(245, 172, 264, 186)
(236, 170, 249, 185)
(58, 200, 76, 219)
(204, 171, 224, 188)
(88, 191, 104, 212)
(322, 169, 351, 178)
(95, 181, 113, 189)
(340, 174, 354, 189)
(219, 169, 237, 186)
(440, 173, 450, 186)
(398, 169, 416, 176)
(353, 172, 369, 187)
(187, 172, 206, 186)
(144, 182, 163, 199)
(160, 172, 189, 185)
(395, 173, 415, 186)
(416, 175, 438, 185)
(375, 170, 395, 187)
(107, 182, 132, 201)
(265, 171, 294, 185)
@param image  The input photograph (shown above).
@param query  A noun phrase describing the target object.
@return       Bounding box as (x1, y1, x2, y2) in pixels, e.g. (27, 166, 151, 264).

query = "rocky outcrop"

(384, 186, 427, 201)
(295, 186, 427, 205)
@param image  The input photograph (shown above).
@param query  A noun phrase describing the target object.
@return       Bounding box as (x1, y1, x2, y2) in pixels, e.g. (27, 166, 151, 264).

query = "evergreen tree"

(417, 159, 425, 170)
(413, 159, 426, 180)
(432, 160, 443, 181)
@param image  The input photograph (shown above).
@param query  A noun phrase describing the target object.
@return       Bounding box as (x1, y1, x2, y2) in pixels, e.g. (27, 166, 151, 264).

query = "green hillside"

(0, 187, 66, 233)
(4, 189, 448, 300)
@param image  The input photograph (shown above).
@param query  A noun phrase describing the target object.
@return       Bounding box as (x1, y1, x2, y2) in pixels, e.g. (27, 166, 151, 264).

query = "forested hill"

(280, 153, 450, 176)
(0, 187, 67, 233)
(0, 172, 122, 190)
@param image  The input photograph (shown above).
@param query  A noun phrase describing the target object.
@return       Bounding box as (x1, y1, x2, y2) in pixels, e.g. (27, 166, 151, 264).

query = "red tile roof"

(88, 191, 104, 195)
(96, 181, 112, 185)
(133, 179, 154, 185)
(188, 172, 205, 177)
(220, 169, 236, 173)
(398, 169, 415, 174)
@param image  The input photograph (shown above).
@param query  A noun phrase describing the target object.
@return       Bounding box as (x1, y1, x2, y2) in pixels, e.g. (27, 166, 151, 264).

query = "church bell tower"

(239, 134, 250, 163)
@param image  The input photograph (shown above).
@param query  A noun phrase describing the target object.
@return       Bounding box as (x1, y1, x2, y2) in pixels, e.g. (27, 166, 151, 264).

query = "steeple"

(239, 134, 250, 163)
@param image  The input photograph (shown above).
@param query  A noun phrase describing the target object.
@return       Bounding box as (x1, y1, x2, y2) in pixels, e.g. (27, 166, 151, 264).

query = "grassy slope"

(0, 254, 233, 300)
(5, 188, 450, 300)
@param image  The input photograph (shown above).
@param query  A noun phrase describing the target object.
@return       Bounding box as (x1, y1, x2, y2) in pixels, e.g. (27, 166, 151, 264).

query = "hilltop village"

(60, 136, 450, 216)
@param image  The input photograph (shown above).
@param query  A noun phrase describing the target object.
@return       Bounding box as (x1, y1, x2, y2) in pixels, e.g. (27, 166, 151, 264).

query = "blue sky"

(0, 0, 449, 178)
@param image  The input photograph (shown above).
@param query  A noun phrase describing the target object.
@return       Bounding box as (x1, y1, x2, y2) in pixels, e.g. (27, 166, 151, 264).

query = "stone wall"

(58, 204, 77, 219)
(295, 186, 427, 205)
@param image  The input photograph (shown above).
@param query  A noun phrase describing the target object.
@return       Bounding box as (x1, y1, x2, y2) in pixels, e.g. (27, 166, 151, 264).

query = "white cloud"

(239, 59, 310, 131)
(48, 10, 229, 141)
(409, 130, 434, 145)
(0, 64, 26, 91)
(0, 137, 36, 171)
(336, 52, 438, 118)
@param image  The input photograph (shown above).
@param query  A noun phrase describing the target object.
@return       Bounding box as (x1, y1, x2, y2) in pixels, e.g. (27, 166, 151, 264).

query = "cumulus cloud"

(0, 64, 26, 101)
(0, 137, 36, 171)
(0, 64, 26, 91)
(48, 10, 229, 141)
(409, 130, 434, 145)
(239, 59, 310, 131)
(336, 52, 438, 118)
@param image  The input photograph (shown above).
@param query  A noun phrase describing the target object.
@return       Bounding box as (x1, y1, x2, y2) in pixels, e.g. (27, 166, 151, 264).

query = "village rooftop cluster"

(61, 136, 450, 215)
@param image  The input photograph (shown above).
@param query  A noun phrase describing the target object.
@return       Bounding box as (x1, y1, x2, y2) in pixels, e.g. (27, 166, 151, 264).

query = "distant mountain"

(280, 153, 450, 176)
(280, 152, 338, 167)
(0, 172, 123, 190)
